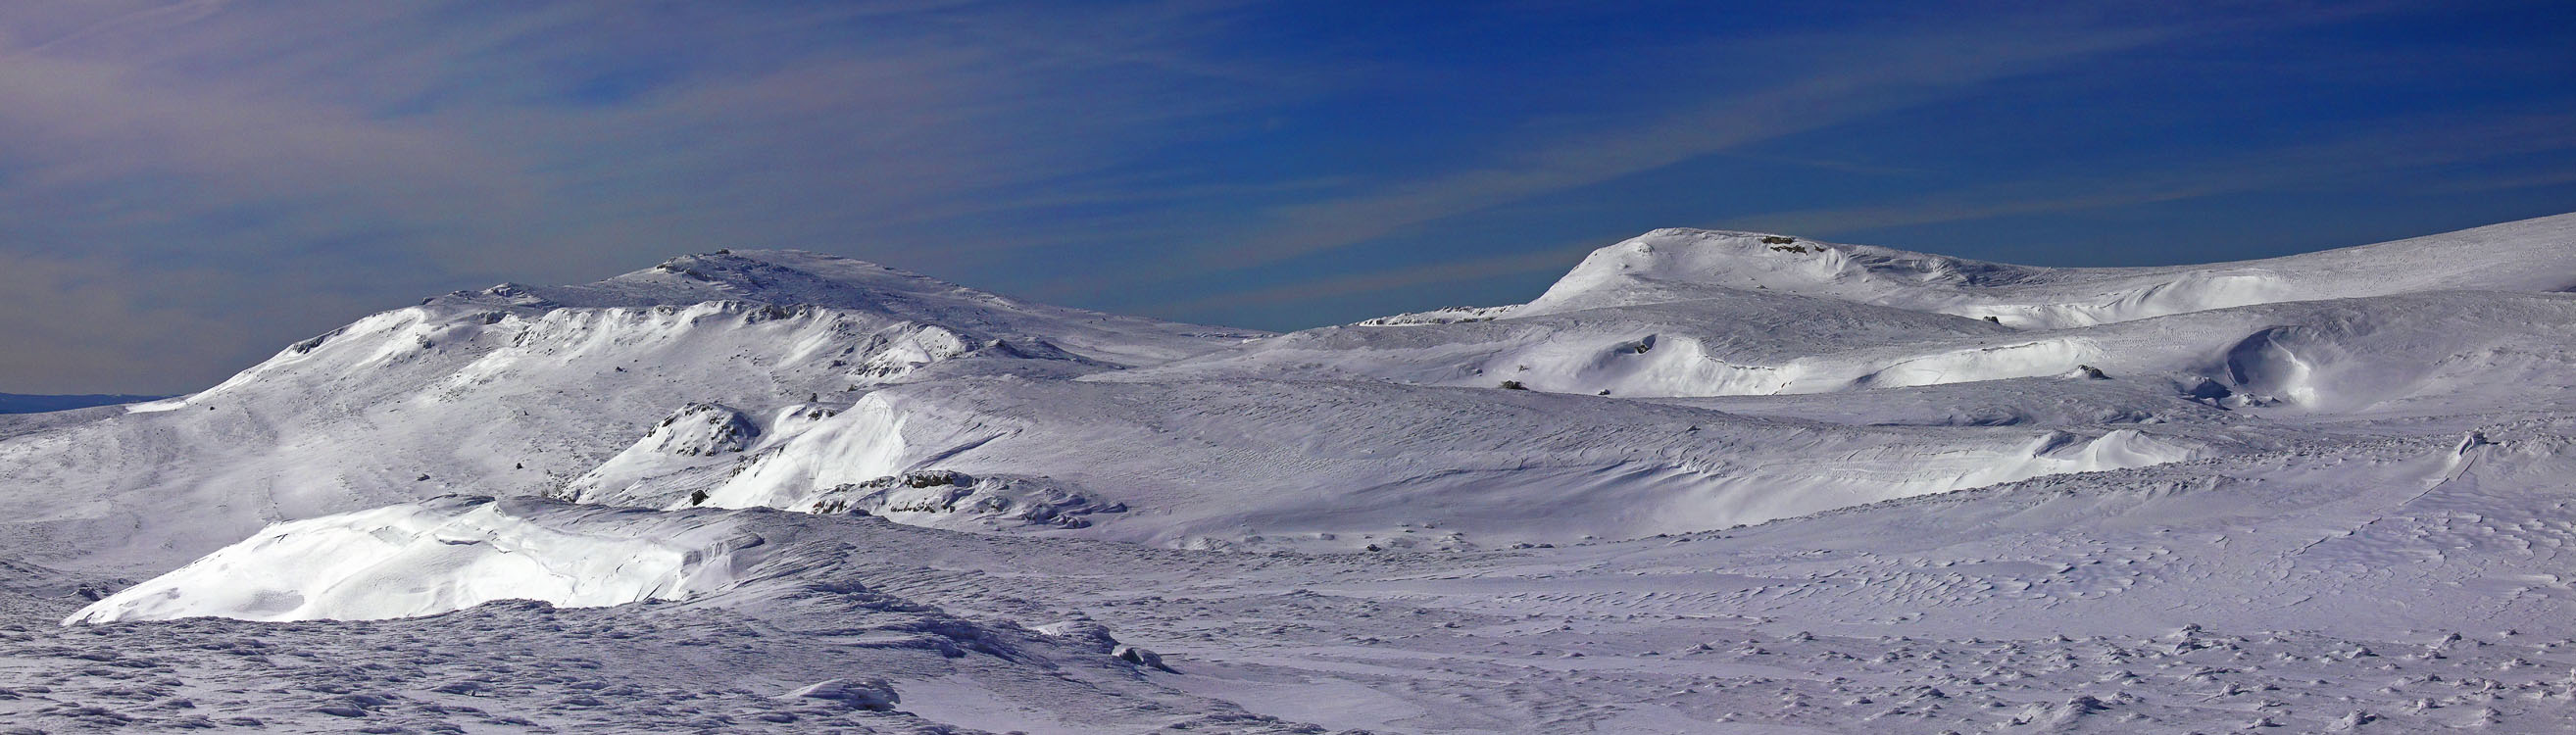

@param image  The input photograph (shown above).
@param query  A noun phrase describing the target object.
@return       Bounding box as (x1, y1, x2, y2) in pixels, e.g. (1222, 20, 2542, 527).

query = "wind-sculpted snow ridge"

(68, 497, 768, 623)
(75, 494, 1113, 624)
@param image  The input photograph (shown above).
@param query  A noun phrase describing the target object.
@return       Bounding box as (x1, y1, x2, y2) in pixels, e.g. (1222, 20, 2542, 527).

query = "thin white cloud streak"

(1185, 21, 2187, 271)
(0, 1, 1314, 390)
(0, 1, 2543, 391)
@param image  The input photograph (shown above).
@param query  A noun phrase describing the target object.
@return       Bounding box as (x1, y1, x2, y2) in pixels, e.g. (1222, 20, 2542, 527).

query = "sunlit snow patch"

(68, 496, 768, 623)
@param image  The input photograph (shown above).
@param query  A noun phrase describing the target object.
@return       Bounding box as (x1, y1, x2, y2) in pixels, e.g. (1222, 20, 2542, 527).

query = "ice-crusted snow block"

(782, 677, 898, 710)
(66, 496, 769, 623)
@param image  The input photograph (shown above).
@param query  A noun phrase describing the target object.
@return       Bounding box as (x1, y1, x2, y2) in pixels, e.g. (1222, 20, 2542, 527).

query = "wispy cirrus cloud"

(2, 1, 2569, 391)
(1722, 114, 2576, 239)
(1186, 24, 2174, 271)
(0, 1, 1311, 391)
(1171, 1, 2435, 276)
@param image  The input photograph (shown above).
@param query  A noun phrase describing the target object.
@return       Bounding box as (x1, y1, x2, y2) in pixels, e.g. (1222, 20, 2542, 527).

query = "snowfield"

(9, 214, 2576, 732)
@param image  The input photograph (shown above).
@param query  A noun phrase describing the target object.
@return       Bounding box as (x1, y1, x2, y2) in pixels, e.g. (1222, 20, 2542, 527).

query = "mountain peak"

(1523, 213, 2576, 328)
(1522, 229, 2042, 316)
(423, 249, 1000, 315)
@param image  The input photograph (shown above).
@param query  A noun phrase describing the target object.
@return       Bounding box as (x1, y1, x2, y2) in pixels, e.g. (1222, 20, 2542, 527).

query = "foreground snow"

(9, 214, 2576, 732)
(68, 498, 769, 623)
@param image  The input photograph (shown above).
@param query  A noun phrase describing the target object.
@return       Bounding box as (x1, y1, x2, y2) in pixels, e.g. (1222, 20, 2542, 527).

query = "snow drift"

(69, 497, 770, 623)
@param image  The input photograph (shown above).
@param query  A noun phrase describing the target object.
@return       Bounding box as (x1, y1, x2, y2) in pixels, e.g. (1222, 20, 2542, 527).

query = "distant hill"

(0, 393, 163, 415)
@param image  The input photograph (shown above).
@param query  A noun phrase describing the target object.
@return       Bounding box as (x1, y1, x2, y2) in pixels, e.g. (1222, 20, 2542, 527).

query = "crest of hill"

(1523, 213, 2576, 327)
(432, 249, 1260, 367)
(1137, 214, 2576, 401)
(439, 250, 1010, 311)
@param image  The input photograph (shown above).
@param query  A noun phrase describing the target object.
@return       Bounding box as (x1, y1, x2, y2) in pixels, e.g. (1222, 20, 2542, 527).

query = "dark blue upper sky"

(3, 1, 2572, 393)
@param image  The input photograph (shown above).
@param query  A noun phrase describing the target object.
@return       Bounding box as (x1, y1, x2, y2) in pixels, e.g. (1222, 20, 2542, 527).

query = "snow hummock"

(68, 497, 768, 623)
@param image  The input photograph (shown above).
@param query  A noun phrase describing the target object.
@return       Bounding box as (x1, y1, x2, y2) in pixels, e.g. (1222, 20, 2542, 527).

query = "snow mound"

(782, 678, 899, 710)
(67, 497, 769, 623)
(570, 395, 1123, 530)
(640, 403, 761, 457)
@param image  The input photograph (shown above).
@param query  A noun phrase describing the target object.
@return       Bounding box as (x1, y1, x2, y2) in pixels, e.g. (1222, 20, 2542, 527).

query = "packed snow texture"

(9, 214, 2576, 732)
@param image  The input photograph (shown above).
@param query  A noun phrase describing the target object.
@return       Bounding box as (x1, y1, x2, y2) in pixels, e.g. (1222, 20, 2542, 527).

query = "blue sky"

(2, 1, 2572, 393)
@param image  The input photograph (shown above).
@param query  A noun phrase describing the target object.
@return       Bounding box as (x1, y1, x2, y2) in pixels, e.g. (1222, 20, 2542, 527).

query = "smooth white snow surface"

(68, 497, 768, 623)
(11, 214, 2576, 733)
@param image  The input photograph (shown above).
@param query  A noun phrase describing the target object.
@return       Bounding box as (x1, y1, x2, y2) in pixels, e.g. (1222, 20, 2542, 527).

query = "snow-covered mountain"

(16, 213, 2576, 733)
(1525, 215, 2576, 325)
(0, 250, 1259, 573)
(1141, 216, 2576, 404)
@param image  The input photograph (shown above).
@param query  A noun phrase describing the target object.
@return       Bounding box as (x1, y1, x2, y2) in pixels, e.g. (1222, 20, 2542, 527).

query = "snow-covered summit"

(1137, 214, 2576, 401)
(438, 250, 994, 310)
(1526, 228, 2049, 314)
(0, 249, 1259, 574)
(426, 249, 1259, 368)
(1528, 213, 2576, 327)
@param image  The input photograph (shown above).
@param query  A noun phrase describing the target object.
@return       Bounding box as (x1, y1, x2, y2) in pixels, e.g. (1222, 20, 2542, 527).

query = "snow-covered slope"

(1526, 213, 2576, 326)
(570, 375, 2214, 549)
(1139, 214, 2576, 402)
(0, 250, 1257, 574)
(19, 219, 2571, 574)
(59, 496, 1323, 734)
(54, 422, 2576, 732)
(20, 214, 2576, 733)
